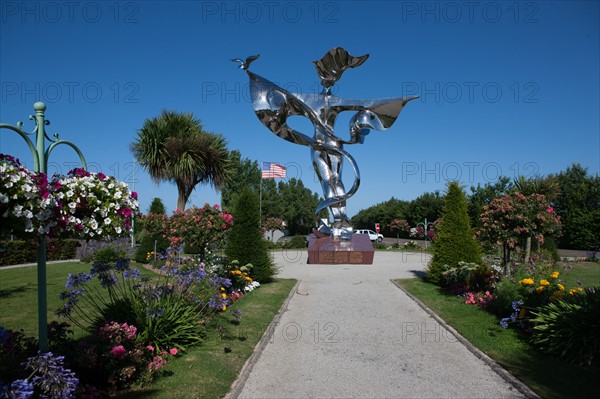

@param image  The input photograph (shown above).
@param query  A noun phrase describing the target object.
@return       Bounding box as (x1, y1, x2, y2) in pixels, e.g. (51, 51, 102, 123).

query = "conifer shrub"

(225, 188, 277, 282)
(427, 181, 482, 285)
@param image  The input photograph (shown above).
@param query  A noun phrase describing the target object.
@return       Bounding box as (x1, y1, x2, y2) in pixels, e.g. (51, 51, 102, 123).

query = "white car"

(354, 229, 384, 242)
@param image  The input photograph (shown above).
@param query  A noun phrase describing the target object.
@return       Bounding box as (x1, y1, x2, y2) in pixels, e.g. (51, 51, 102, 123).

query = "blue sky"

(1, 1, 598, 217)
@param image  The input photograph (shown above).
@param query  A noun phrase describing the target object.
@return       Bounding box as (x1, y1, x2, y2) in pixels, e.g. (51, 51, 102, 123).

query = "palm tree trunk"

(177, 184, 188, 211)
(525, 236, 532, 264)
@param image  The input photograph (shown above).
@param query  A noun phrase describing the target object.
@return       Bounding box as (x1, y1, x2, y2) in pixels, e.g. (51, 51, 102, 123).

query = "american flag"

(261, 162, 286, 179)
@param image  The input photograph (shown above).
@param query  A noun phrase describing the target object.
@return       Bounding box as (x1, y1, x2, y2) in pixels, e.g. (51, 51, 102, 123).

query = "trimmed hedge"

(0, 239, 80, 266)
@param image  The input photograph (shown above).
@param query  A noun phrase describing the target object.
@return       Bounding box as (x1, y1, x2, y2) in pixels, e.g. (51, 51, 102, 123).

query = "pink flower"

(111, 345, 127, 360)
(97, 172, 106, 180)
(546, 206, 554, 213)
(131, 191, 138, 199)
(169, 348, 178, 356)
(148, 356, 167, 370)
(146, 345, 155, 352)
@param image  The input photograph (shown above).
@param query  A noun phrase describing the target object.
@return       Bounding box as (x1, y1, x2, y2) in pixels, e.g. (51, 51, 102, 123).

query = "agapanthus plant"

(58, 256, 220, 351)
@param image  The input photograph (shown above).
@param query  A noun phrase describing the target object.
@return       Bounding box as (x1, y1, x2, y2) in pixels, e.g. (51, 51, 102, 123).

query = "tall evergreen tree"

(147, 197, 167, 214)
(427, 181, 482, 285)
(225, 188, 276, 282)
(220, 150, 261, 210)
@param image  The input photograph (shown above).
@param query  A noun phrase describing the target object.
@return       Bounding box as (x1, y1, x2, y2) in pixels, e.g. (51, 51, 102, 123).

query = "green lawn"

(395, 262, 600, 399)
(0, 262, 156, 338)
(0, 262, 296, 398)
(119, 278, 297, 399)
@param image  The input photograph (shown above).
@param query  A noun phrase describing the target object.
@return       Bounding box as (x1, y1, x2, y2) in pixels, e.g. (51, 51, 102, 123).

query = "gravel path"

(229, 250, 528, 399)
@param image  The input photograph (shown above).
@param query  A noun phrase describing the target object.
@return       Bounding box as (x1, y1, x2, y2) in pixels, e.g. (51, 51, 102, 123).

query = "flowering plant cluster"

(0, 351, 79, 399)
(50, 168, 139, 239)
(89, 321, 176, 390)
(498, 268, 587, 331)
(166, 204, 233, 254)
(477, 192, 561, 256)
(1, 154, 138, 240)
(0, 154, 55, 234)
(464, 291, 494, 308)
(141, 204, 233, 261)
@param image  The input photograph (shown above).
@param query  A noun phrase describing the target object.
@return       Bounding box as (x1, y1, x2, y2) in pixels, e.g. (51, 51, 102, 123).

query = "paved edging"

(391, 279, 541, 399)
(225, 279, 300, 399)
(0, 259, 81, 270)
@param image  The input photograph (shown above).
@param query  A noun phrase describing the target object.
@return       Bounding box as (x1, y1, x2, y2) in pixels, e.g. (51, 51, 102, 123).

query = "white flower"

(5, 182, 13, 188)
(90, 220, 98, 230)
(66, 190, 74, 198)
(104, 218, 112, 225)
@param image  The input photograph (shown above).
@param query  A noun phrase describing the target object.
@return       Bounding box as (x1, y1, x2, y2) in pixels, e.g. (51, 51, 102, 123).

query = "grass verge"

(117, 278, 297, 399)
(1, 262, 297, 398)
(395, 277, 600, 399)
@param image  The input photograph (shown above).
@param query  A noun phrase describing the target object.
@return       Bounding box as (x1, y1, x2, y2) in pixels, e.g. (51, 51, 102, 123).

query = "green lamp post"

(416, 218, 434, 249)
(0, 102, 87, 352)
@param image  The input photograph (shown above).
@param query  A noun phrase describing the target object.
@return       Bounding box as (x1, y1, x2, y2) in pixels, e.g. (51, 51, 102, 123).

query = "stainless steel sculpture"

(236, 48, 417, 240)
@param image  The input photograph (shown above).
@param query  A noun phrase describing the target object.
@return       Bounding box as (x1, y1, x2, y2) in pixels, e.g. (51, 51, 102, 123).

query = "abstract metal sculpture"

(235, 48, 417, 240)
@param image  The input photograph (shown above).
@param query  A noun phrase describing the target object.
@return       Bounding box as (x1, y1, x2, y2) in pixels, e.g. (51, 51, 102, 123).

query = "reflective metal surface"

(236, 48, 417, 240)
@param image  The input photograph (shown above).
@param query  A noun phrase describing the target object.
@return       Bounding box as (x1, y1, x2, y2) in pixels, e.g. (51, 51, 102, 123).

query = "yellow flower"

(569, 289, 577, 295)
(220, 287, 225, 291)
(222, 305, 227, 311)
(535, 286, 544, 293)
(518, 308, 527, 318)
(245, 277, 253, 282)
(540, 279, 550, 286)
(221, 293, 227, 299)
(519, 278, 534, 286)
(577, 287, 583, 292)
(550, 271, 559, 279)
(557, 284, 564, 291)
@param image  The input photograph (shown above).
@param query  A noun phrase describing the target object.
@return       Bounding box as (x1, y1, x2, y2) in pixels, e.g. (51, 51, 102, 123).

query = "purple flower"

(499, 318, 509, 329)
(115, 258, 131, 272)
(23, 352, 79, 398)
(511, 300, 523, 312)
(65, 272, 92, 290)
(123, 268, 141, 281)
(5, 379, 34, 399)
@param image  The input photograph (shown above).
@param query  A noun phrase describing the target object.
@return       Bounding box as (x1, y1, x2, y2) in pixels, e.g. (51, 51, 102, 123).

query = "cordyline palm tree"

(131, 110, 231, 211)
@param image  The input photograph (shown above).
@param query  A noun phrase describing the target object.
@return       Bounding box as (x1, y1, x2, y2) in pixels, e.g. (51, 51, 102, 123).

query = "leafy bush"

(134, 233, 170, 263)
(530, 288, 600, 367)
(0, 327, 38, 384)
(487, 278, 523, 317)
(403, 240, 421, 250)
(282, 236, 307, 249)
(0, 239, 79, 266)
(91, 246, 128, 264)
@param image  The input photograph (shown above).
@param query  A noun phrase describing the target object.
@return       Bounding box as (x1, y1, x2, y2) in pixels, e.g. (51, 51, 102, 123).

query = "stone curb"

(0, 259, 81, 270)
(391, 279, 541, 399)
(225, 279, 300, 399)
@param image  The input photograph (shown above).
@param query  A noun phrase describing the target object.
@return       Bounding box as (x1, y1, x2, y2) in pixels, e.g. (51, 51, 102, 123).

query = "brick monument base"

(307, 233, 374, 264)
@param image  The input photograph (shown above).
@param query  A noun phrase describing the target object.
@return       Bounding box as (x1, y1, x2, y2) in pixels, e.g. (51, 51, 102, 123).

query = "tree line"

(129, 111, 597, 250)
(351, 163, 599, 251)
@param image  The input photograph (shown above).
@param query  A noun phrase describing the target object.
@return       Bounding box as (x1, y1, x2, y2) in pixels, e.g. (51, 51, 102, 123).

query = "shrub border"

(391, 279, 541, 399)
